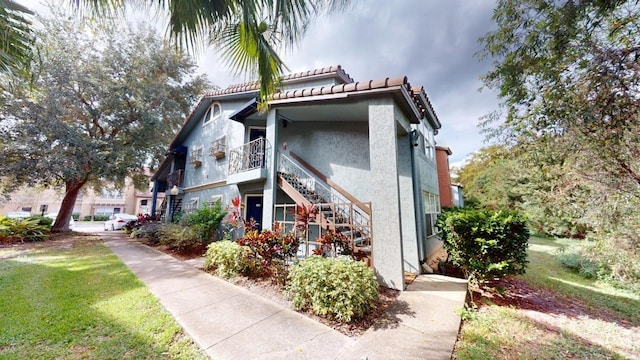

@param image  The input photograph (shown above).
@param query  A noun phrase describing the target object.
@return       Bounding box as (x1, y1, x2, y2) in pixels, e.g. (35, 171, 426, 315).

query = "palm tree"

(0, 0, 34, 84)
(74, 0, 347, 103)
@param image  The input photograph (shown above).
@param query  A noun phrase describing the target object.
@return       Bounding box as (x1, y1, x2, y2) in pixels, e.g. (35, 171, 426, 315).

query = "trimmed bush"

(132, 222, 163, 245)
(159, 223, 199, 251)
(182, 201, 227, 243)
(84, 215, 110, 221)
(204, 241, 253, 278)
(437, 208, 530, 283)
(286, 256, 378, 323)
(28, 215, 54, 227)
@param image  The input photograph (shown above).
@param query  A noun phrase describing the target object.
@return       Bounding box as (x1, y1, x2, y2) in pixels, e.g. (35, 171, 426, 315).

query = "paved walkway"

(101, 232, 467, 360)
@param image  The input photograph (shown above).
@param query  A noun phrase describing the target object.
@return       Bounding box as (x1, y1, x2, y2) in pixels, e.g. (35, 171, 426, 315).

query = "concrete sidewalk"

(101, 232, 467, 360)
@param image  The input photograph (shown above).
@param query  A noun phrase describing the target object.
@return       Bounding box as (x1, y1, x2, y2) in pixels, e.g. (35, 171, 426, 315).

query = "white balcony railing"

(228, 137, 266, 175)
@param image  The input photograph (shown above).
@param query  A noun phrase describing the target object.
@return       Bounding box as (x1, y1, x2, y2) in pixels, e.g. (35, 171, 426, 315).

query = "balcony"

(167, 169, 184, 189)
(227, 137, 268, 184)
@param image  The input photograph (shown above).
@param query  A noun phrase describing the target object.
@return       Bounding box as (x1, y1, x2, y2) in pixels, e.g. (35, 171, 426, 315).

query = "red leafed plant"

(313, 229, 354, 257)
(226, 195, 244, 228)
(237, 222, 300, 278)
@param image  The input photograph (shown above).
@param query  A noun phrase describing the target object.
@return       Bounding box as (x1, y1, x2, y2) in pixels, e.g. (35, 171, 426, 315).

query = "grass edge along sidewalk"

(0, 235, 207, 360)
(452, 236, 640, 360)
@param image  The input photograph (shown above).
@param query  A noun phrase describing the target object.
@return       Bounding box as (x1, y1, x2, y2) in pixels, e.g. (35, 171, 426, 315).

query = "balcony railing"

(167, 169, 184, 188)
(228, 137, 266, 175)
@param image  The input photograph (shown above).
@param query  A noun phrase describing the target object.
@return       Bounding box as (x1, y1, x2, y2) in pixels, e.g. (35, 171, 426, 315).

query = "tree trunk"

(52, 179, 86, 232)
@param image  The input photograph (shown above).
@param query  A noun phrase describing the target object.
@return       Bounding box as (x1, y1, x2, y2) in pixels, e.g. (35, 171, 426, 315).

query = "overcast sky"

(19, 0, 501, 165)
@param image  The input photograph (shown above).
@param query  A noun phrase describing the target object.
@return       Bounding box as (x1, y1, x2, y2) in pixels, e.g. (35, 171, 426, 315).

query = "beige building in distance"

(0, 179, 163, 220)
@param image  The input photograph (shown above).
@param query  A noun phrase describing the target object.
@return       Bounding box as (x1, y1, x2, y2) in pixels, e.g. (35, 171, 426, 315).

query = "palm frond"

(0, 0, 34, 79)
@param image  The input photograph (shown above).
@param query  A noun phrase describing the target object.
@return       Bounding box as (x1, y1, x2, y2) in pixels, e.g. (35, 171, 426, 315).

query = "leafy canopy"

(73, 0, 347, 105)
(476, 0, 640, 287)
(0, 10, 209, 230)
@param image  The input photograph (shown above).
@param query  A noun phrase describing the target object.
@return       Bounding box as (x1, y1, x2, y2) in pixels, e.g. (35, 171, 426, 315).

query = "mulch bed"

(152, 242, 401, 337)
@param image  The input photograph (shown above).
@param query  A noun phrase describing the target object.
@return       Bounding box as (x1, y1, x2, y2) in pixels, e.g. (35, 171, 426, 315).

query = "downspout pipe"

(409, 129, 426, 266)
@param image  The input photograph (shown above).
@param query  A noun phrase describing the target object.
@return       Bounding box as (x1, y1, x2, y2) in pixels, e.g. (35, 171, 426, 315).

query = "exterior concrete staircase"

(276, 152, 373, 257)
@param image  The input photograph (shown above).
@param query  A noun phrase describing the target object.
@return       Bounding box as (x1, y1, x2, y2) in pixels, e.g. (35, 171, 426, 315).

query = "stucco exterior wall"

(181, 100, 246, 189)
(278, 120, 371, 202)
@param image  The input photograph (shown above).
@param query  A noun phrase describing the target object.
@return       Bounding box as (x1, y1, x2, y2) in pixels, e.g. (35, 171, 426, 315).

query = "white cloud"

(18, 0, 502, 164)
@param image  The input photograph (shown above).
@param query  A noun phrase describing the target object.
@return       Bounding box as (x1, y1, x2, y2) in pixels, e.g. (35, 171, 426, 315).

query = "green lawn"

(0, 236, 207, 359)
(453, 236, 640, 360)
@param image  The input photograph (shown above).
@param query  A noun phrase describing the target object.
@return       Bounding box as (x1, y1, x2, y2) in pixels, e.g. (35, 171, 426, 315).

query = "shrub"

(204, 241, 253, 278)
(159, 223, 199, 251)
(237, 222, 300, 268)
(6, 218, 50, 242)
(85, 215, 110, 221)
(313, 229, 353, 257)
(286, 256, 378, 323)
(437, 208, 530, 283)
(182, 201, 227, 243)
(558, 237, 640, 292)
(72, 212, 80, 221)
(28, 215, 54, 227)
(133, 222, 163, 245)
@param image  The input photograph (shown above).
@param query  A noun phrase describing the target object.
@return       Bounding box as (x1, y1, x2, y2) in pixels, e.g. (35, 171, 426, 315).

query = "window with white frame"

(423, 191, 440, 237)
(205, 195, 223, 209)
(210, 136, 226, 159)
(184, 197, 199, 215)
(100, 189, 124, 199)
(424, 129, 435, 161)
(203, 102, 222, 126)
(189, 146, 204, 167)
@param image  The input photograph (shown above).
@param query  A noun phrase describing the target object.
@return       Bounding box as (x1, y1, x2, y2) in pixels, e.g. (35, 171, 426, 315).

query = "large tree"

(480, 0, 640, 193)
(0, 13, 210, 231)
(479, 0, 640, 284)
(2, 0, 345, 103)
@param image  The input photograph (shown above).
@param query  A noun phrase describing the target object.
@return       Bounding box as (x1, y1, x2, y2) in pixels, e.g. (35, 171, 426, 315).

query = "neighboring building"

(451, 183, 464, 207)
(0, 178, 162, 220)
(435, 146, 453, 208)
(152, 65, 445, 290)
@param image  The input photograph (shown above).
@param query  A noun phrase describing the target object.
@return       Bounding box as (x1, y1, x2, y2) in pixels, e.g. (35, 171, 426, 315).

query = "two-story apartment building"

(152, 65, 444, 290)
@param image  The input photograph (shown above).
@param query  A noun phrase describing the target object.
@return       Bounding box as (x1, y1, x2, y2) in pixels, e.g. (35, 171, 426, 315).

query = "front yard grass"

(0, 235, 206, 360)
(453, 236, 640, 359)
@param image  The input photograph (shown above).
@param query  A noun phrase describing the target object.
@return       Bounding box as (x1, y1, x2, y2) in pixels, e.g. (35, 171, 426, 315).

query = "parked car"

(104, 213, 138, 231)
(45, 213, 76, 230)
(5, 211, 31, 219)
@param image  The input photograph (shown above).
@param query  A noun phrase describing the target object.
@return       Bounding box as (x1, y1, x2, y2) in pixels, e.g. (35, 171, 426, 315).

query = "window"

(189, 146, 204, 167)
(423, 191, 440, 237)
(203, 102, 222, 126)
(95, 207, 116, 216)
(184, 197, 199, 215)
(205, 195, 223, 208)
(210, 136, 226, 159)
(100, 189, 124, 199)
(424, 130, 435, 161)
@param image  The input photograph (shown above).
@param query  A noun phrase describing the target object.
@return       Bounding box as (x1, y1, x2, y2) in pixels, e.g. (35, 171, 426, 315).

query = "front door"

(245, 195, 263, 230)
(248, 127, 266, 168)
(249, 127, 266, 142)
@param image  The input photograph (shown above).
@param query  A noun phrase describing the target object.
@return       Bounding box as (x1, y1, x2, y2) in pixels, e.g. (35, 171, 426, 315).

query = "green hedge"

(437, 208, 530, 283)
(286, 256, 378, 323)
(203, 241, 253, 278)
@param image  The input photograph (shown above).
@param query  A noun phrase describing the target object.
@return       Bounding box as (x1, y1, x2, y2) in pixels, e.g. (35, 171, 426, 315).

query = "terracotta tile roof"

(270, 75, 408, 100)
(202, 64, 440, 128)
(205, 65, 354, 97)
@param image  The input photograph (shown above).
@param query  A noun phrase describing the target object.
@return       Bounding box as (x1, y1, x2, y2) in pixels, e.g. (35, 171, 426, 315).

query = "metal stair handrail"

(278, 152, 371, 233)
